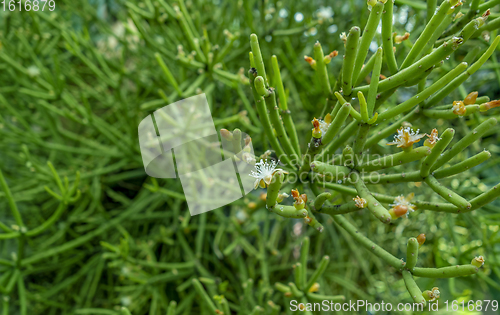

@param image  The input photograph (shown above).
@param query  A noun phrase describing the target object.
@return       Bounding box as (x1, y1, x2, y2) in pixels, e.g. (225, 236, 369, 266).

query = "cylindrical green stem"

(355, 146, 431, 173)
(431, 117, 497, 171)
(271, 205, 308, 218)
(250, 34, 268, 87)
(192, 279, 218, 313)
(316, 121, 358, 161)
(358, 92, 369, 123)
(263, 88, 299, 163)
(310, 162, 351, 179)
(382, 0, 398, 74)
(470, 182, 500, 210)
(367, 47, 383, 116)
(412, 265, 479, 278)
(402, 270, 426, 304)
(167, 301, 177, 315)
(299, 237, 309, 290)
(355, 37, 465, 95)
(288, 282, 303, 297)
(254, 76, 270, 97)
(400, 0, 452, 69)
(355, 52, 377, 86)
(248, 69, 292, 167)
(299, 103, 352, 177)
(423, 104, 481, 119)
(424, 175, 471, 210)
(420, 128, 454, 177)
(352, 2, 384, 84)
(266, 171, 284, 209)
(352, 123, 370, 156)
(0, 170, 23, 227)
(342, 27, 360, 96)
(305, 255, 329, 292)
(351, 172, 391, 224)
(323, 103, 352, 145)
(406, 238, 419, 270)
(424, 36, 500, 108)
(332, 215, 403, 268)
(315, 201, 362, 215)
(313, 42, 332, 96)
(272, 55, 301, 155)
(377, 62, 468, 121)
(307, 293, 345, 303)
(433, 150, 491, 179)
(313, 192, 332, 210)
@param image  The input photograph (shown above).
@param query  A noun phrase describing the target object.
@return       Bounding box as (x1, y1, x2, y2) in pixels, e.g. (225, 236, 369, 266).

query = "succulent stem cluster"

(246, 0, 500, 305)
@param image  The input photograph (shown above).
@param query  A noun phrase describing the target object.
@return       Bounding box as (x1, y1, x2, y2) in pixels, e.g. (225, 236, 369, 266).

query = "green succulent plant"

(1, 0, 500, 314)
(245, 0, 500, 307)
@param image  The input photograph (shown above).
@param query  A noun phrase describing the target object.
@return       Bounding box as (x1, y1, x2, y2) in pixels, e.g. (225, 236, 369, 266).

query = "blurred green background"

(1, 0, 500, 314)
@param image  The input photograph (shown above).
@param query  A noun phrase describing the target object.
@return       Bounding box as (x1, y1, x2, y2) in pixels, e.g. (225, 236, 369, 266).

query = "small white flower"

(390, 193, 416, 218)
(249, 159, 288, 189)
(316, 6, 333, 21)
(424, 128, 441, 148)
(387, 127, 425, 149)
(353, 196, 367, 208)
(318, 120, 329, 135)
(317, 113, 332, 135)
(340, 32, 347, 45)
(27, 65, 40, 78)
(120, 296, 132, 306)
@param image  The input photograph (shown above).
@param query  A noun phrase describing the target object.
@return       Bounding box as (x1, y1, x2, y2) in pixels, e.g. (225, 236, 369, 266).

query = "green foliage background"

(1, 0, 500, 314)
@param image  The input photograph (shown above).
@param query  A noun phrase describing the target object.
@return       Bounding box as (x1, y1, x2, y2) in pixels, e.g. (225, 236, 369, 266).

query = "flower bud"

(244, 135, 252, 146)
(220, 129, 233, 140)
(448, 0, 463, 14)
(452, 101, 466, 116)
(423, 287, 440, 301)
(394, 32, 410, 44)
(294, 199, 305, 210)
(223, 29, 234, 40)
(454, 12, 464, 21)
(304, 55, 317, 69)
(300, 194, 308, 203)
(277, 192, 289, 203)
(312, 118, 322, 139)
(389, 205, 408, 219)
(464, 91, 478, 105)
(417, 234, 426, 247)
(324, 113, 332, 124)
(304, 215, 312, 224)
(478, 9, 491, 27)
(324, 50, 338, 64)
(471, 256, 485, 268)
(308, 283, 320, 293)
(291, 189, 306, 210)
(480, 100, 500, 112)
